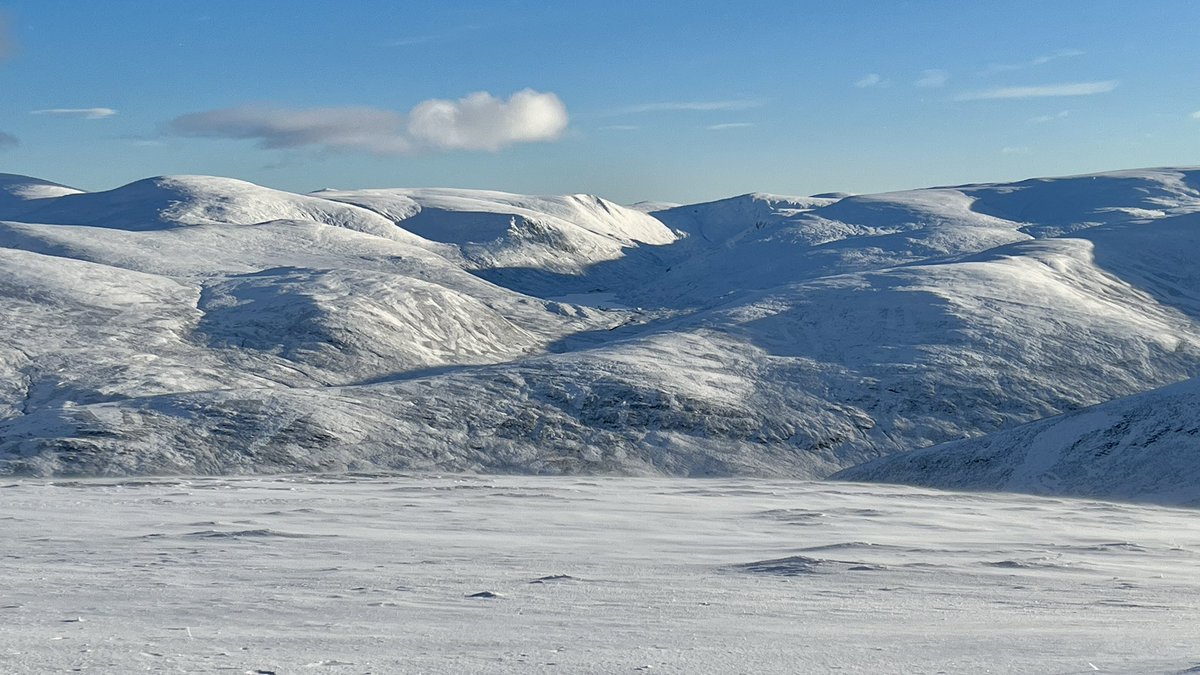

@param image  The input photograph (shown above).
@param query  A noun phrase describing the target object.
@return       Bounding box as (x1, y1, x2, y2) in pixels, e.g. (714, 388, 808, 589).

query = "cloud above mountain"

(0, 131, 17, 149)
(169, 89, 568, 155)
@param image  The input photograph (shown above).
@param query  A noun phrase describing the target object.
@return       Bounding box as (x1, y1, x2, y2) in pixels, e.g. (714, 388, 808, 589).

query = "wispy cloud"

(387, 35, 437, 47)
(1001, 146, 1031, 155)
(983, 49, 1085, 75)
(705, 122, 754, 131)
(170, 89, 569, 154)
(600, 124, 639, 131)
(1032, 49, 1085, 64)
(915, 69, 948, 88)
(385, 24, 480, 48)
(609, 99, 764, 115)
(955, 81, 1117, 101)
(1191, 110, 1200, 120)
(1029, 110, 1070, 124)
(31, 107, 119, 119)
(0, 131, 17, 149)
(855, 73, 883, 88)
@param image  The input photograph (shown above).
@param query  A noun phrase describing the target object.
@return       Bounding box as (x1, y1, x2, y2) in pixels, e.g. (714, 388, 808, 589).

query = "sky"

(1, 0, 1198, 204)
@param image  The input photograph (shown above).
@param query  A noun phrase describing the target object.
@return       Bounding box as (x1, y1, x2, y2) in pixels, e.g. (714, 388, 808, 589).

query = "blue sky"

(1, 0, 1198, 203)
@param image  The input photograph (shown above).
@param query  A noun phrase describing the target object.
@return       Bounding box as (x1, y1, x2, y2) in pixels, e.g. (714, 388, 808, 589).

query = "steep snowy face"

(2, 167, 1200, 493)
(833, 375, 1200, 506)
(317, 187, 679, 273)
(654, 192, 842, 244)
(1074, 211, 1200, 322)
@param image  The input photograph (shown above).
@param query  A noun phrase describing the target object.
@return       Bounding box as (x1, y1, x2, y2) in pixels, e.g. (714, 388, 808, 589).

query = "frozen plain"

(3, 474, 1199, 674)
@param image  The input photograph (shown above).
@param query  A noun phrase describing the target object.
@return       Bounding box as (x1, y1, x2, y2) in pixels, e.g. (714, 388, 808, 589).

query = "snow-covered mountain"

(315, 187, 677, 273)
(833, 375, 1200, 505)
(1, 167, 1199, 499)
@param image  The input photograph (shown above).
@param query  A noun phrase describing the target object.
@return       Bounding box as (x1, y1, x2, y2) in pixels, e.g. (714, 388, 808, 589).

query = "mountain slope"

(315, 187, 678, 274)
(6, 175, 430, 245)
(0, 173, 84, 218)
(832, 375, 1200, 506)
(1, 168, 1200, 495)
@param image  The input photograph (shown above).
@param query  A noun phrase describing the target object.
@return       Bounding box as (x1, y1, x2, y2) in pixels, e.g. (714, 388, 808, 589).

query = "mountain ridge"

(1, 166, 1198, 504)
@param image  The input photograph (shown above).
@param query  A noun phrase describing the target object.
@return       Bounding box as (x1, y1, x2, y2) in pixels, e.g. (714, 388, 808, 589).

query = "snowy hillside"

(11, 175, 425, 243)
(315, 187, 677, 273)
(0, 173, 84, 217)
(833, 375, 1200, 505)
(2, 167, 1200, 497)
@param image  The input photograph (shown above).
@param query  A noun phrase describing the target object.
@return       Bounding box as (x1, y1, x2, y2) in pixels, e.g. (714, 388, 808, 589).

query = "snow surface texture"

(2, 169, 1200, 502)
(2, 476, 1199, 674)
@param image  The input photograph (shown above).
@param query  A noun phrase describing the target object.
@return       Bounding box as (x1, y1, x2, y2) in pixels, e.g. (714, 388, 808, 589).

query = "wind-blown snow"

(3, 476, 1200, 673)
(2, 167, 1200, 504)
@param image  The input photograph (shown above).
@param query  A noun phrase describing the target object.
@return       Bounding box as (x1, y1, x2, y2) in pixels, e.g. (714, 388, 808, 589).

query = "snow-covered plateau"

(1, 168, 1200, 504)
(2, 475, 1199, 674)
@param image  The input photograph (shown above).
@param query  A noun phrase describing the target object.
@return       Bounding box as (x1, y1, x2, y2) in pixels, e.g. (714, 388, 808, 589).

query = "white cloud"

(955, 81, 1117, 101)
(984, 49, 1085, 74)
(173, 105, 412, 153)
(915, 70, 948, 88)
(1001, 146, 1031, 155)
(705, 122, 754, 131)
(600, 124, 640, 131)
(170, 89, 568, 155)
(408, 89, 568, 151)
(1191, 110, 1200, 120)
(610, 99, 764, 115)
(387, 35, 437, 47)
(855, 73, 883, 88)
(385, 25, 479, 48)
(31, 107, 118, 119)
(1029, 110, 1071, 124)
(0, 131, 17, 149)
(1032, 48, 1085, 64)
